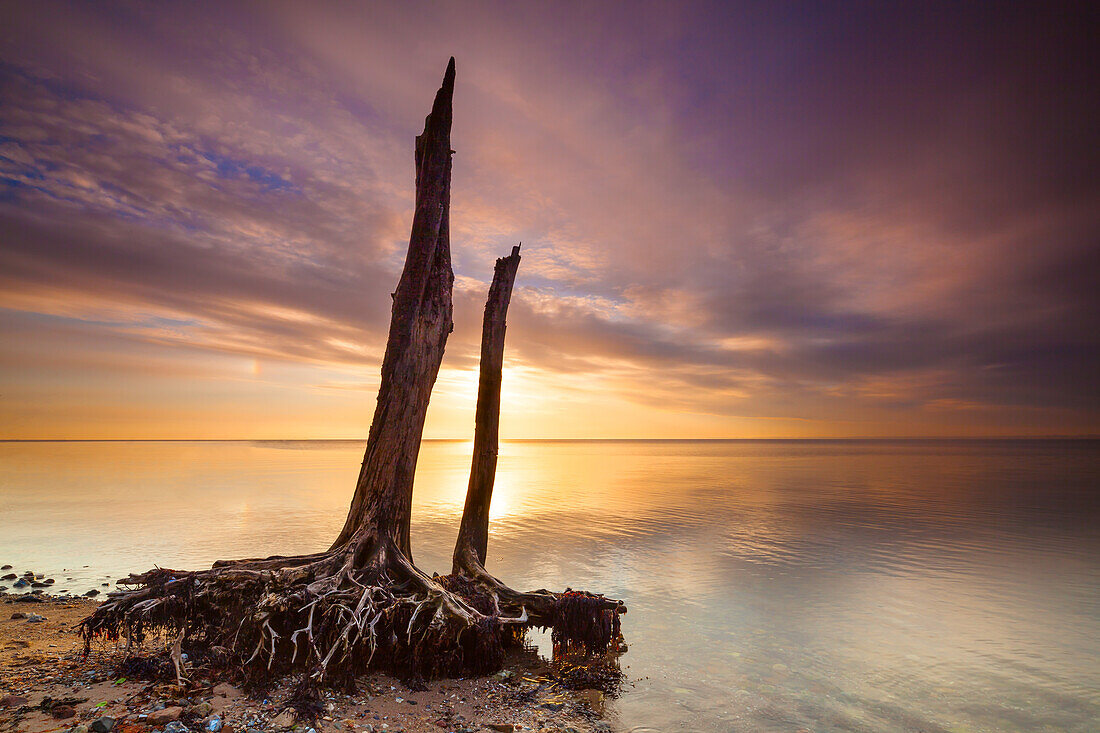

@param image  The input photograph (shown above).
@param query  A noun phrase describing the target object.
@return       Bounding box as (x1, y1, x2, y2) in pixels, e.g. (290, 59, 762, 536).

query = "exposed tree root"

(81, 539, 624, 690)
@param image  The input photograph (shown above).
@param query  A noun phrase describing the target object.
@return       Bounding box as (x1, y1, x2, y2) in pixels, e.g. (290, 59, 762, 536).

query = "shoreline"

(0, 593, 615, 733)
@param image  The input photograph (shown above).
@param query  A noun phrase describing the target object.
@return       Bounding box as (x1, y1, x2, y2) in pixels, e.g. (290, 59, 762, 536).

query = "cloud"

(0, 1, 1096, 437)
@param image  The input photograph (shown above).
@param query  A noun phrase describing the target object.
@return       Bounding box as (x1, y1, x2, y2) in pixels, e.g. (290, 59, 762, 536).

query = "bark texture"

(446, 248, 625, 658)
(330, 57, 457, 557)
(453, 244, 521, 571)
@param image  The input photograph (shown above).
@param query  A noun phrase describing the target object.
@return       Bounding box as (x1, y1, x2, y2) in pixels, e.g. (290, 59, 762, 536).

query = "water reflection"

(1, 439, 1098, 732)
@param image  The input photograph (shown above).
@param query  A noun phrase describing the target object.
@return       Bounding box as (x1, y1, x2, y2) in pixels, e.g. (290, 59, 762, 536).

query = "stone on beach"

(270, 708, 297, 728)
(90, 716, 115, 733)
(148, 705, 184, 725)
(50, 703, 77, 719)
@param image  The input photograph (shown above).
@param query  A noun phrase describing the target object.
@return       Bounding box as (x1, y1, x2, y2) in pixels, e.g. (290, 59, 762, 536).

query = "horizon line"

(1, 436, 1097, 443)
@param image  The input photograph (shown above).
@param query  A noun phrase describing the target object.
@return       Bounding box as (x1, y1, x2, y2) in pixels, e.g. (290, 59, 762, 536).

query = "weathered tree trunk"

(445, 245, 625, 658)
(330, 58, 456, 558)
(453, 244, 521, 571)
(81, 58, 624, 690)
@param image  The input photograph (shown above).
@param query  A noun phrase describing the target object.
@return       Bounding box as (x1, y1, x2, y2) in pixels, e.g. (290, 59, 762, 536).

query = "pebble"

(27, 613, 48, 622)
(189, 701, 215, 717)
(204, 714, 223, 732)
(90, 716, 115, 733)
(148, 705, 184, 724)
(10, 612, 27, 619)
(51, 704, 77, 719)
(271, 708, 297, 728)
(165, 722, 189, 733)
(85, 589, 100, 597)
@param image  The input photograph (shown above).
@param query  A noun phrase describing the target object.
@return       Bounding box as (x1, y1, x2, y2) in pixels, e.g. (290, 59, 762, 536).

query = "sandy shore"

(0, 594, 614, 733)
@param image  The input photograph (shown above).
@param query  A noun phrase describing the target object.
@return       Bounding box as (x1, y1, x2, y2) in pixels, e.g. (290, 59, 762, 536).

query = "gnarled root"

(83, 541, 500, 687)
(444, 546, 626, 657)
(79, 538, 622, 689)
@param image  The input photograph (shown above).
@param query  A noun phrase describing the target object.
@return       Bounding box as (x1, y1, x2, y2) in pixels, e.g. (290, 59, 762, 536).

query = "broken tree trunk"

(330, 58, 457, 559)
(453, 244, 521, 571)
(446, 247, 625, 656)
(80, 58, 624, 689)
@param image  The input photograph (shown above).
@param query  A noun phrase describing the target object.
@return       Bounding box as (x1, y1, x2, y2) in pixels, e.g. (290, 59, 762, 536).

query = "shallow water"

(1, 439, 1098, 732)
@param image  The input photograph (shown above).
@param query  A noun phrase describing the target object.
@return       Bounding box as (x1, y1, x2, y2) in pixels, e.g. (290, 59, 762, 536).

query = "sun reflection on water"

(1, 439, 1098, 732)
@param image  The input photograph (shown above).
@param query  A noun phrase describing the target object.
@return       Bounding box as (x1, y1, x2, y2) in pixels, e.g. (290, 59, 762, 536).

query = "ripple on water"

(1, 439, 1098, 733)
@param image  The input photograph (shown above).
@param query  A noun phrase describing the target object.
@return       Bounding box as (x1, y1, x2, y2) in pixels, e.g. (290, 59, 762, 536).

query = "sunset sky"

(1, 2, 1096, 439)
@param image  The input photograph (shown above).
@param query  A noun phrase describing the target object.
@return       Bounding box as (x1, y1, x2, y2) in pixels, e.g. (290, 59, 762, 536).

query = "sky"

(1, 1, 1097, 439)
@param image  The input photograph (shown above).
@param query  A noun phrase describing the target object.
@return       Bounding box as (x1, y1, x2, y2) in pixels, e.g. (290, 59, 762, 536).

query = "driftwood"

(80, 58, 624, 688)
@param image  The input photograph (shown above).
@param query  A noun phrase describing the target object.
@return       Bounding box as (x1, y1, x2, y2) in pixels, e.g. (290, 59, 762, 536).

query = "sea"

(1, 439, 1097, 732)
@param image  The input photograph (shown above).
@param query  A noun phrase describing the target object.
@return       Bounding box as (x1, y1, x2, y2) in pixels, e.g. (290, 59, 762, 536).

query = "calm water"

(1, 439, 1098, 732)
